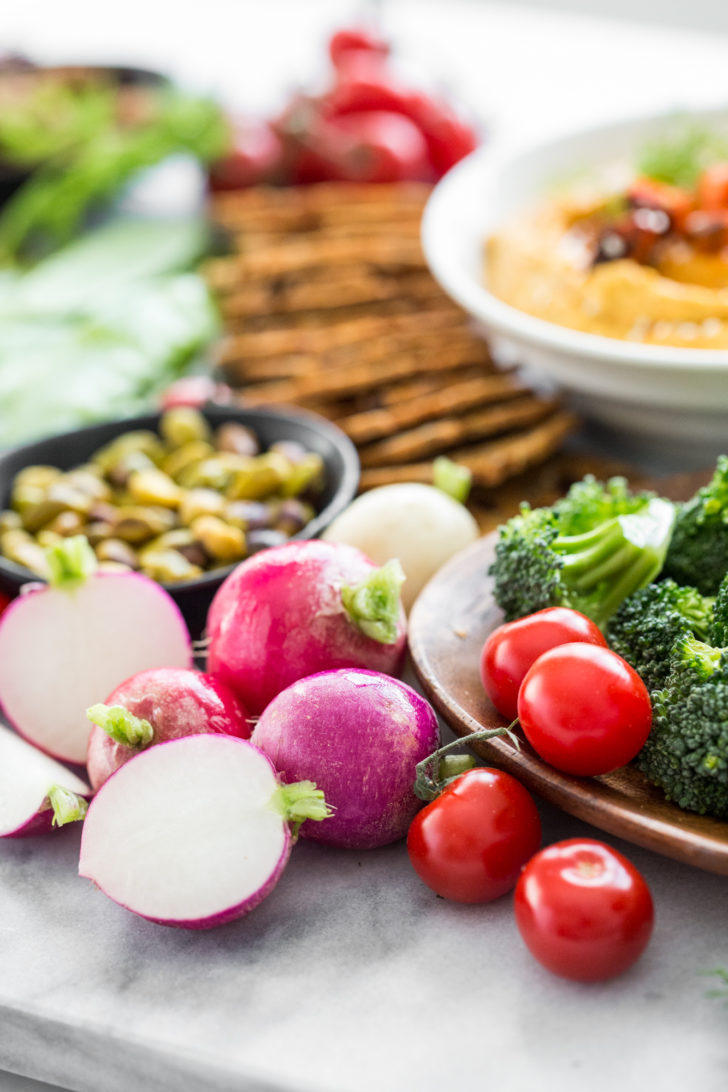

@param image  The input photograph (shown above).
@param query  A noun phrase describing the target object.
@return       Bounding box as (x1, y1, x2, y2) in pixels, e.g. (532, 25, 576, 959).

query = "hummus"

(486, 192, 728, 348)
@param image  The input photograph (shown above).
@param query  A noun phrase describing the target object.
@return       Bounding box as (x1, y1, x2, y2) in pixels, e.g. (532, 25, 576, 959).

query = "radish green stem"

(341, 558, 405, 643)
(413, 724, 520, 802)
(433, 456, 472, 503)
(87, 703, 154, 748)
(46, 535, 98, 592)
(48, 784, 88, 827)
(273, 780, 332, 837)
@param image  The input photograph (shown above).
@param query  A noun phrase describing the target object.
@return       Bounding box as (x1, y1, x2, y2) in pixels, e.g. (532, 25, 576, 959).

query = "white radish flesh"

(323, 483, 479, 610)
(79, 735, 327, 929)
(0, 723, 89, 838)
(0, 568, 191, 765)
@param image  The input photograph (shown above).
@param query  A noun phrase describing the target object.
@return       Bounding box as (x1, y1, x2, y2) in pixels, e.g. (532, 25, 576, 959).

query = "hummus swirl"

(486, 196, 728, 348)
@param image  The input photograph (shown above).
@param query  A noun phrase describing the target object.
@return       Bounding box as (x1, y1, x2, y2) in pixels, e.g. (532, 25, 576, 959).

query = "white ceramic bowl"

(422, 107, 728, 468)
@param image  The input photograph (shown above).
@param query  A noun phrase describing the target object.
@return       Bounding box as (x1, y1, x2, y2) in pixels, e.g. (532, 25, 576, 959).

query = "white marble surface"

(0, 777, 727, 1092)
(1, 3, 728, 1090)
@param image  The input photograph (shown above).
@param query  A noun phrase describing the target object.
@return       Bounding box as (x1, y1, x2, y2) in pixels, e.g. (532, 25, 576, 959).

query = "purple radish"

(252, 668, 439, 849)
(0, 723, 89, 838)
(86, 668, 253, 791)
(78, 735, 329, 929)
(0, 536, 191, 765)
(207, 540, 407, 715)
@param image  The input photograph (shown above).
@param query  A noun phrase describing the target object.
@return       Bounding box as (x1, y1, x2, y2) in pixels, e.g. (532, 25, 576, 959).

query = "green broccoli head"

(709, 571, 728, 646)
(639, 633, 728, 818)
(607, 579, 714, 691)
(663, 456, 728, 595)
(490, 476, 676, 630)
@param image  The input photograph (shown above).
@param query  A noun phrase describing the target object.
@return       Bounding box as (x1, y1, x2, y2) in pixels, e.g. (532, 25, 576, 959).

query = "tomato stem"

(413, 724, 519, 802)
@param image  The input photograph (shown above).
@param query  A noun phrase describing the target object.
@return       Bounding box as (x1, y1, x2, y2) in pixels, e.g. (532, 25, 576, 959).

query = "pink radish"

(207, 540, 407, 715)
(0, 723, 89, 838)
(252, 668, 439, 849)
(86, 668, 252, 791)
(79, 735, 329, 929)
(0, 537, 191, 765)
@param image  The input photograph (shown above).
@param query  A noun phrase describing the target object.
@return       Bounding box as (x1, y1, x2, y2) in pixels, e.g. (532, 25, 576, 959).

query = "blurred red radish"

(79, 735, 330, 929)
(252, 668, 439, 848)
(159, 376, 233, 410)
(0, 537, 191, 764)
(86, 668, 252, 791)
(207, 540, 407, 715)
(0, 723, 89, 838)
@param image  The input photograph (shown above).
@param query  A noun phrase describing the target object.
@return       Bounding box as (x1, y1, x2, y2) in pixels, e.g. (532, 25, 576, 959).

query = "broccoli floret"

(663, 456, 728, 595)
(607, 579, 714, 691)
(709, 571, 728, 646)
(638, 632, 728, 818)
(490, 476, 676, 630)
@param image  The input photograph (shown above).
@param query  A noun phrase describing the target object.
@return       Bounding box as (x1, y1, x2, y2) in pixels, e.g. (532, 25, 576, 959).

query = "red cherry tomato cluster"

(406, 606, 655, 982)
(209, 25, 479, 190)
(480, 607, 652, 777)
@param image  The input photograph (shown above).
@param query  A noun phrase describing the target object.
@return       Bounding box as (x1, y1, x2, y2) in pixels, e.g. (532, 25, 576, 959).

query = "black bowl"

(0, 405, 360, 637)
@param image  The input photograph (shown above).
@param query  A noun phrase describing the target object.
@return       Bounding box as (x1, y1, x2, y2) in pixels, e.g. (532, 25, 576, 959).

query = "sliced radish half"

(79, 735, 329, 929)
(0, 723, 90, 838)
(0, 537, 191, 764)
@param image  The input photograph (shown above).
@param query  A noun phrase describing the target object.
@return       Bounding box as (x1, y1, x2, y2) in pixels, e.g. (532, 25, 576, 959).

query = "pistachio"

(140, 549, 203, 584)
(127, 469, 181, 509)
(45, 510, 86, 537)
(0, 510, 22, 535)
(95, 539, 140, 568)
(162, 440, 215, 481)
(160, 407, 211, 448)
(216, 422, 260, 457)
(178, 488, 226, 526)
(0, 529, 48, 575)
(92, 431, 165, 473)
(190, 515, 246, 563)
(225, 500, 273, 531)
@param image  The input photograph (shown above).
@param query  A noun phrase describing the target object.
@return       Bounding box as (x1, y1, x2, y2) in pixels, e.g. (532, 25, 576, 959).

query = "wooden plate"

(408, 532, 728, 876)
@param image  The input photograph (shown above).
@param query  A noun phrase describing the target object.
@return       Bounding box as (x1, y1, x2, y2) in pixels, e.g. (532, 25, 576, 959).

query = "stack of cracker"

(205, 183, 576, 493)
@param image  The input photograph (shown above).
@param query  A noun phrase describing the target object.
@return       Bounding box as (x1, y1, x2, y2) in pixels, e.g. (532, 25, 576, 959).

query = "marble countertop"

(1, 3, 728, 1090)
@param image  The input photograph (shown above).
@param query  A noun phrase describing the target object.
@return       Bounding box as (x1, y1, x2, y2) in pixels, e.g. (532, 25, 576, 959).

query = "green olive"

(114, 506, 176, 544)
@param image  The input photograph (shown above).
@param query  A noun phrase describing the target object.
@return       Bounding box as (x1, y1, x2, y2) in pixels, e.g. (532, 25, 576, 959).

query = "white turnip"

(323, 482, 479, 610)
(0, 537, 191, 764)
(0, 723, 89, 837)
(86, 667, 253, 791)
(252, 668, 439, 849)
(207, 540, 407, 715)
(79, 735, 329, 929)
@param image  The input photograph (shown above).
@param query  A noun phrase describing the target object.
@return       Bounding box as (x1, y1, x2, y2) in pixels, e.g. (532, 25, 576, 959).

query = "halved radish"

(0, 537, 191, 765)
(0, 723, 89, 837)
(78, 735, 329, 929)
(86, 667, 252, 791)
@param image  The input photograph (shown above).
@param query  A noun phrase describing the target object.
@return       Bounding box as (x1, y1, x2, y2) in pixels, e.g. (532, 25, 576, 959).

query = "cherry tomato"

(514, 839, 654, 982)
(480, 607, 607, 721)
(517, 643, 652, 777)
(209, 118, 284, 191)
(329, 27, 390, 70)
(697, 163, 728, 211)
(407, 767, 542, 903)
